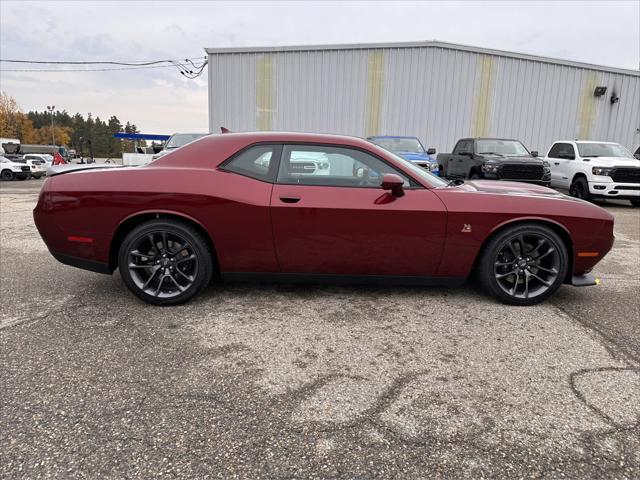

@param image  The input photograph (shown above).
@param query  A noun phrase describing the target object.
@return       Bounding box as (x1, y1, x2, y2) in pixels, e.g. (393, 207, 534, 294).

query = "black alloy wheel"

(569, 177, 591, 201)
(478, 224, 568, 305)
(118, 219, 213, 305)
(1, 170, 14, 181)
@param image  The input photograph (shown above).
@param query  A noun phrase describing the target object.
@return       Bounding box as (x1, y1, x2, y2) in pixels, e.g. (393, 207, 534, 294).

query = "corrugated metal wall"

(208, 44, 640, 154)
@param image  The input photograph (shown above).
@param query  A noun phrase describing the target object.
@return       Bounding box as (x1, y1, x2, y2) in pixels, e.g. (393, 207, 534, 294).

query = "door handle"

(554, 162, 560, 166)
(279, 196, 300, 204)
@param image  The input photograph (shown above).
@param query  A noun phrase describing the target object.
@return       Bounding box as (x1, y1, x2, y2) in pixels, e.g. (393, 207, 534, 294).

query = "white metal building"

(206, 41, 640, 154)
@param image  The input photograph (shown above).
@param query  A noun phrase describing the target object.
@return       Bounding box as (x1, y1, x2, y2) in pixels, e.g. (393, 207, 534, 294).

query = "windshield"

(577, 143, 633, 158)
(385, 151, 448, 188)
(371, 138, 425, 154)
(165, 133, 206, 149)
(476, 140, 529, 156)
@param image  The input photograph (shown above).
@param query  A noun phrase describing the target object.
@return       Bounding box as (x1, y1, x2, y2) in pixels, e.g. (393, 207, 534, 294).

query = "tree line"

(1, 92, 143, 158)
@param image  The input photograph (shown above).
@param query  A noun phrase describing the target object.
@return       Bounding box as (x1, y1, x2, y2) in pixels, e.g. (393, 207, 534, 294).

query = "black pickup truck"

(437, 138, 551, 186)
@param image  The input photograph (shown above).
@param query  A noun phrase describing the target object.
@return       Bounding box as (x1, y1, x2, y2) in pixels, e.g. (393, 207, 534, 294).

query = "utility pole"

(46, 105, 56, 145)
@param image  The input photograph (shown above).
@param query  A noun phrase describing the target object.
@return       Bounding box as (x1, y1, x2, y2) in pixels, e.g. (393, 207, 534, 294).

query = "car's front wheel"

(1, 169, 14, 181)
(118, 219, 214, 306)
(477, 224, 568, 306)
(569, 177, 591, 201)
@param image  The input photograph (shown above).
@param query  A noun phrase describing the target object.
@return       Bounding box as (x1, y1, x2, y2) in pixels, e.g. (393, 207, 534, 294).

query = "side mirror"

(531, 151, 538, 157)
(381, 173, 405, 197)
(427, 148, 436, 155)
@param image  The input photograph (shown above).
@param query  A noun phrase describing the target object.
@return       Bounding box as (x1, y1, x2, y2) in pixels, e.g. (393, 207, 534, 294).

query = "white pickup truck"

(545, 140, 640, 207)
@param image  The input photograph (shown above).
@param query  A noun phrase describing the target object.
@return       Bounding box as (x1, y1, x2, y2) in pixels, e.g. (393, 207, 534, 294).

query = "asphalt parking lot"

(1, 179, 639, 479)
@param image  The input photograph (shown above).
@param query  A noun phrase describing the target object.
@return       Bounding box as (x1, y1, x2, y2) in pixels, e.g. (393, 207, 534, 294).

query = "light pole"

(46, 105, 56, 146)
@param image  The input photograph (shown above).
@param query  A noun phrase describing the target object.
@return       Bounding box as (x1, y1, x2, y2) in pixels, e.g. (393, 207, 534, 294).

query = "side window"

(221, 144, 281, 182)
(550, 143, 575, 159)
(547, 144, 561, 158)
(454, 140, 472, 154)
(277, 145, 413, 188)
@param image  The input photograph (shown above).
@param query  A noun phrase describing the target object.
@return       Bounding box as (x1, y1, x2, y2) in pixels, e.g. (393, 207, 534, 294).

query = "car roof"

(470, 137, 521, 142)
(367, 136, 420, 140)
(219, 131, 369, 144)
(553, 140, 620, 144)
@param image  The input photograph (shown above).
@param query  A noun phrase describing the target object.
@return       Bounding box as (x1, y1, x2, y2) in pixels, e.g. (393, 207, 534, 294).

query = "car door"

(270, 144, 447, 276)
(448, 139, 473, 178)
(547, 142, 575, 189)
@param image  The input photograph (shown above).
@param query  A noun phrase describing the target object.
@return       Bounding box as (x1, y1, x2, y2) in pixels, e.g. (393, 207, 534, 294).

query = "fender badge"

(461, 224, 472, 233)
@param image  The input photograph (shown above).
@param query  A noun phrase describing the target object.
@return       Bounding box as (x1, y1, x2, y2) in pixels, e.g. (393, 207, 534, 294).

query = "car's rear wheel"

(118, 219, 213, 306)
(1, 170, 15, 181)
(569, 176, 591, 201)
(477, 224, 568, 306)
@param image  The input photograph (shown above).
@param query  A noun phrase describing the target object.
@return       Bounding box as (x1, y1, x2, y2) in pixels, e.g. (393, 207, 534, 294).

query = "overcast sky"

(1, 0, 638, 134)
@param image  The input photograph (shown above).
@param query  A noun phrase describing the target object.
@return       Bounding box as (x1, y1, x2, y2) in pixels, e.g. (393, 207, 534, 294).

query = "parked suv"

(367, 136, 440, 175)
(24, 154, 53, 168)
(438, 138, 550, 186)
(545, 141, 640, 206)
(0, 156, 31, 180)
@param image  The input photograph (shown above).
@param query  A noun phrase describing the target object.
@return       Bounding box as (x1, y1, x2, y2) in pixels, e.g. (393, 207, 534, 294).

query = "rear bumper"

(51, 251, 111, 274)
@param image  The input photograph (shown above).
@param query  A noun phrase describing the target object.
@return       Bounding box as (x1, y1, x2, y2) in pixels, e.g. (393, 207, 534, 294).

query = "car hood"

(396, 152, 436, 163)
(578, 156, 640, 168)
(455, 180, 564, 198)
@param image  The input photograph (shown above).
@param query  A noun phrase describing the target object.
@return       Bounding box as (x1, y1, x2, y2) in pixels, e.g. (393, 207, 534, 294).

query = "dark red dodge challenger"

(34, 132, 614, 306)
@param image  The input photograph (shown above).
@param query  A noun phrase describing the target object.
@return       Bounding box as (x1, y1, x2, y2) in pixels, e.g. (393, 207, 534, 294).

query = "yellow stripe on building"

(256, 55, 274, 131)
(472, 55, 496, 137)
(365, 50, 385, 137)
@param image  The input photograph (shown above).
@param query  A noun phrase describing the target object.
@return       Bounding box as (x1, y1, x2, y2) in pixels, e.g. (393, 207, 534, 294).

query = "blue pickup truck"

(367, 136, 440, 176)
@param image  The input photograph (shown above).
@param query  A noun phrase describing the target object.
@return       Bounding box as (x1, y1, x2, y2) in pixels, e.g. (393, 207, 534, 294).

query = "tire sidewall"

(479, 224, 569, 306)
(118, 220, 213, 306)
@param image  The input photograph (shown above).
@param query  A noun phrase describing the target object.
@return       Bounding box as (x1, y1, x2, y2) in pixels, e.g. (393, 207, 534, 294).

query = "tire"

(477, 223, 568, 306)
(569, 176, 591, 201)
(1, 169, 14, 181)
(469, 172, 481, 180)
(32, 174, 42, 180)
(118, 219, 214, 306)
(630, 198, 640, 207)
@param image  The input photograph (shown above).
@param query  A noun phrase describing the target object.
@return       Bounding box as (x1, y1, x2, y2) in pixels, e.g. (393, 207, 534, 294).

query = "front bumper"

(588, 181, 640, 198)
(570, 273, 599, 287)
(483, 172, 550, 186)
(412, 161, 441, 176)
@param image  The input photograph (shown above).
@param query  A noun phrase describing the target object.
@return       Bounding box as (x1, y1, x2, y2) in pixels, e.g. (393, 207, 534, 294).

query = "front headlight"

(482, 164, 499, 173)
(592, 167, 612, 176)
